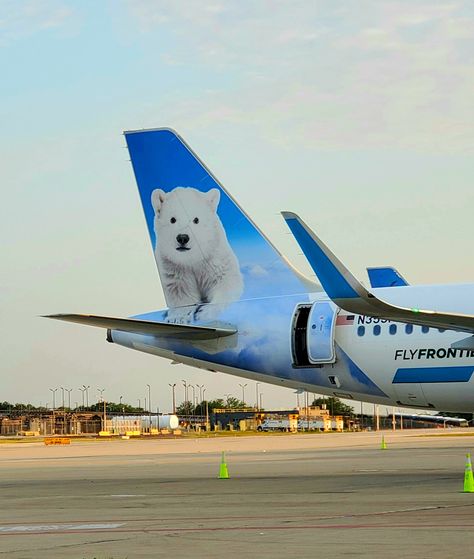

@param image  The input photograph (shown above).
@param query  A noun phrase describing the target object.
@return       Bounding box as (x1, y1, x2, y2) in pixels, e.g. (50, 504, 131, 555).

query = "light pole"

(204, 389, 210, 431)
(146, 384, 152, 432)
(60, 387, 65, 409)
(295, 391, 300, 410)
(97, 388, 105, 403)
(255, 382, 260, 411)
(190, 385, 196, 408)
(65, 388, 72, 410)
(182, 380, 188, 404)
(146, 384, 151, 412)
(239, 383, 247, 406)
(49, 388, 58, 436)
(305, 391, 309, 430)
(79, 387, 85, 409)
(169, 383, 176, 414)
(83, 385, 90, 408)
(49, 388, 58, 410)
(196, 384, 204, 405)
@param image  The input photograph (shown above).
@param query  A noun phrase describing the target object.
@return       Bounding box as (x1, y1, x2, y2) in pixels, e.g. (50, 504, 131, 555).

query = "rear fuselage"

(111, 282, 474, 412)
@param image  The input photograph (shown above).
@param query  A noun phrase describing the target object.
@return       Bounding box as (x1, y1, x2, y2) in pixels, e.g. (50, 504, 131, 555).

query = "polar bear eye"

(193, 217, 199, 224)
(170, 217, 176, 224)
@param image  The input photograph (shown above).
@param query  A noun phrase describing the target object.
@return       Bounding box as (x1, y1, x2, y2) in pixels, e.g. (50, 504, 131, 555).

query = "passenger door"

(306, 301, 337, 364)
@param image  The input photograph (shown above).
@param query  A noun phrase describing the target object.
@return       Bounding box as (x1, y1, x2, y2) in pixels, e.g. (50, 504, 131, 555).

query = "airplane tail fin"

(125, 128, 315, 311)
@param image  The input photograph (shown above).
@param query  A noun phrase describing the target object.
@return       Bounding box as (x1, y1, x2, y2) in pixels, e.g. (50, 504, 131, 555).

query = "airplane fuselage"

(110, 282, 474, 413)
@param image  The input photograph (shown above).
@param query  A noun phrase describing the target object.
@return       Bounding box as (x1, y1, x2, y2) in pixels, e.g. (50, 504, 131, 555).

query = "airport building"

(0, 406, 467, 437)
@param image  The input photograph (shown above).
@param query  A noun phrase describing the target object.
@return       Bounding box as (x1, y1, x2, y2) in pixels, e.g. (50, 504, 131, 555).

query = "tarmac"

(2, 429, 474, 558)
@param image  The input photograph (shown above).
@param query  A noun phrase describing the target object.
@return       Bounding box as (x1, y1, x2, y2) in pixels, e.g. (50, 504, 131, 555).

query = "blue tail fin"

(125, 128, 313, 311)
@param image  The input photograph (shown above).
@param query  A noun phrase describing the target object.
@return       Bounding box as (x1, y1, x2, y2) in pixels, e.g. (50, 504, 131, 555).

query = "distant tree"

(194, 401, 208, 415)
(311, 396, 354, 416)
(225, 396, 246, 409)
(207, 399, 225, 411)
(102, 402, 143, 414)
(176, 401, 194, 416)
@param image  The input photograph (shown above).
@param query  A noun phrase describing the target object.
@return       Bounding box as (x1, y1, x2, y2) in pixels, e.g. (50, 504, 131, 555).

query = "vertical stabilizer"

(125, 128, 314, 315)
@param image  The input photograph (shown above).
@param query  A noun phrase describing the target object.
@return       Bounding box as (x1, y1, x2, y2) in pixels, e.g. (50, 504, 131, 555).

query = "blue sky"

(1, 0, 473, 410)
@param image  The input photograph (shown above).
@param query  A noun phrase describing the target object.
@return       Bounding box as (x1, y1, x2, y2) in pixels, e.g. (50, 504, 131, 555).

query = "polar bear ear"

(206, 188, 220, 211)
(151, 189, 166, 215)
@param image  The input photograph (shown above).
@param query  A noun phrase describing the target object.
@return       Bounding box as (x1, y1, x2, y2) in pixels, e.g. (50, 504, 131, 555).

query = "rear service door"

(306, 301, 337, 364)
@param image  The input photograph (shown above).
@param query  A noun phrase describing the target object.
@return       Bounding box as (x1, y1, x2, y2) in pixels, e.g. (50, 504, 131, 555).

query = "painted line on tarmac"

(0, 522, 472, 536)
(0, 523, 124, 534)
(0, 504, 474, 536)
(109, 494, 146, 497)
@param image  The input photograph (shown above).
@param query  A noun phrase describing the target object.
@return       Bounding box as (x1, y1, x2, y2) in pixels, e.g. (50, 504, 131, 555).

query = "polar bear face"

(151, 187, 225, 268)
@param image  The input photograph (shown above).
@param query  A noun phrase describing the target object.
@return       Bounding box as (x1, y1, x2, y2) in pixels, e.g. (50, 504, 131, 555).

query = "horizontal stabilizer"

(44, 314, 237, 340)
(282, 212, 474, 334)
(367, 266, 408, 288)
(451, 336, 474, 350)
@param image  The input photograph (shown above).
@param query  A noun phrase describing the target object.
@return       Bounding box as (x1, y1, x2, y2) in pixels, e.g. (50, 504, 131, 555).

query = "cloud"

(0, 0, 74, 45)
(125, 0, 474, 153)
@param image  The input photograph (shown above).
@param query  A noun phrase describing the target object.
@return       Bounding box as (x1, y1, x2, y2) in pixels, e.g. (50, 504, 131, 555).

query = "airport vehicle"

(257, 419, 295, 432)
(47, 129, 474, 412)
(257, 418, 326, 432)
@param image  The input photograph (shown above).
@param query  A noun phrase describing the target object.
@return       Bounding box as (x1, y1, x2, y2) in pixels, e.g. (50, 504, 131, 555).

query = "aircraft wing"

(44, 314, 237, 340)
(282, 212, 474, 335)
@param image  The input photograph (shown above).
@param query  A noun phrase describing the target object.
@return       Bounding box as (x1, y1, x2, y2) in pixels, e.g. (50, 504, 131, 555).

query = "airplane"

(45, 128, 474, 412)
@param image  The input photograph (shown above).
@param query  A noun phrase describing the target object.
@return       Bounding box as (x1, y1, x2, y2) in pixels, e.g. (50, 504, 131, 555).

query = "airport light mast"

(169, 383, 176, 414)
(239, 383, 247, 406)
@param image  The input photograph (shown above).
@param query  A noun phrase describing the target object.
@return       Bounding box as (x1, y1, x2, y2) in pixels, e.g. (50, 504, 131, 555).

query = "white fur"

(151, 187, 243, 322)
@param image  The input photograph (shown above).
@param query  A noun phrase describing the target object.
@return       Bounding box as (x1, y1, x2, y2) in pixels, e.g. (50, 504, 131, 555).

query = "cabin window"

(357, 326, 365, 337)
(389, 324, 397, 335)
(373, 325, 381, 336)
(421, 326, 430, 334)
(405, 324, 413, 335)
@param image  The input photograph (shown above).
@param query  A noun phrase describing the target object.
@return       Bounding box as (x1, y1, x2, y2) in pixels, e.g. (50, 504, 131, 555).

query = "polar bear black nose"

(176, 234, 189, 246)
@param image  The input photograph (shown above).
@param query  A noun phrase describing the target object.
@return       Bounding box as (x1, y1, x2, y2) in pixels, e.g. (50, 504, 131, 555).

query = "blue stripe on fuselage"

(393, 366, 474, 383)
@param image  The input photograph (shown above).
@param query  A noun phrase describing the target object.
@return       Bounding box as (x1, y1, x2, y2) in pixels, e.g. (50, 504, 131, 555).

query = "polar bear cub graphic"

(151, 186, 243, 322)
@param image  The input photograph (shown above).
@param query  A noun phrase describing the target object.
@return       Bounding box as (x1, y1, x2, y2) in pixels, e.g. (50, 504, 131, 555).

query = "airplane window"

(373, 325, 381, 336)
(438, 328, 445, 333)
(421, 326, 430, 333)
(389, 324, 397, 335)
(405, 324, 413, 334)
(357, 326, 365, 337)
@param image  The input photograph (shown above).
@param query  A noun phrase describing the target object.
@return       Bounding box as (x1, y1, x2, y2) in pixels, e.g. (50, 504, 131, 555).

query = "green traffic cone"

(219, 451, 229, 479)
(381, 435, 387, 450)
(464, 453, 474, 493)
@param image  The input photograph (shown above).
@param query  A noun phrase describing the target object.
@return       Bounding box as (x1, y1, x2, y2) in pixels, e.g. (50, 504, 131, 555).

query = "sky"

(1, 0, 473, 412)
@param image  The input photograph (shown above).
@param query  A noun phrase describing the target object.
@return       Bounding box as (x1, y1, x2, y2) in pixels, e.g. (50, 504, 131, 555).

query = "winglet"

(281, 212, 366, 301)
(282, 212, 474, 334)
(367, 266, 408, 288)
